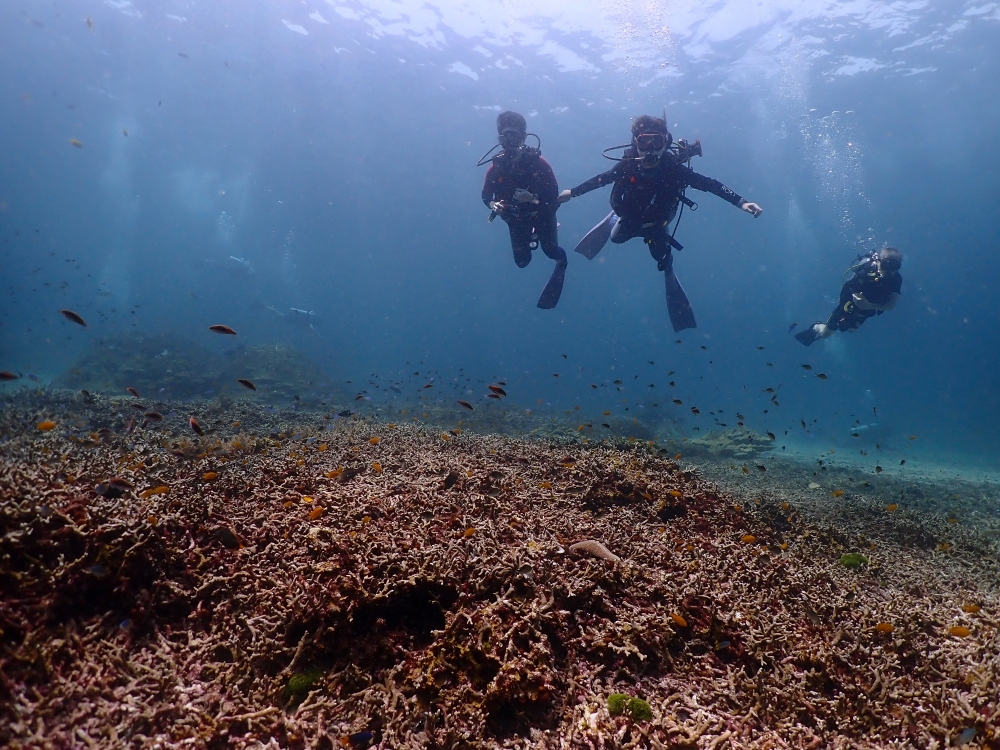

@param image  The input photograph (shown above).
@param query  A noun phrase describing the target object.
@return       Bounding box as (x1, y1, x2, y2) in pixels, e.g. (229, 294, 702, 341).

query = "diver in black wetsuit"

(558, 115, 762, 331)
(480, 111, 568, 309)
(796, 247, 903, 346)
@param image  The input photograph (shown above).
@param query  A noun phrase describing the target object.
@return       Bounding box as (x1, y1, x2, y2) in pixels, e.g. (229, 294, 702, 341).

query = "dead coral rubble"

(0, 395, 999, 749)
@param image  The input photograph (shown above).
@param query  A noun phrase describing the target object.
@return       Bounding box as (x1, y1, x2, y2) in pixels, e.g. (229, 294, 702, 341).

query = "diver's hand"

(741, 202, 763, 218)
(557, 189, 573, 204)
(513, 188, 537, 203)
(489, 201, 503, 212)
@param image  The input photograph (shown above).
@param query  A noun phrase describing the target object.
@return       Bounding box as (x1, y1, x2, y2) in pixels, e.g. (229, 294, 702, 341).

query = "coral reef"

(1, 390, 999, 749)
(681, 426, 776, 459)
(53, 331, 338, 405)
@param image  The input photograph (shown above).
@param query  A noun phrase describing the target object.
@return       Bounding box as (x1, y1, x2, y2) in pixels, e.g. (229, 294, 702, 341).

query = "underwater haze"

(2, 0, 999, 471)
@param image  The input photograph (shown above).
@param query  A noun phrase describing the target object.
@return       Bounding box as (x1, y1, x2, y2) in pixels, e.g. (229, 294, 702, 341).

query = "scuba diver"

(480, 111, 568, 309)
(558, 115, 762, 332)
(796, 246, 903, 346)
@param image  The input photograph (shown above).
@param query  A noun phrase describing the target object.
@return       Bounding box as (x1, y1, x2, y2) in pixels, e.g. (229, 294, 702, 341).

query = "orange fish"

(670, 613, 688, 628)
(189, 416, 204, 435)
(368, 436, 380, 445)
(603, 411, 611, 416)
(325, 468, 344, 479)
(208, 324, 237, 335)
(875, 623, 894, 633)
(140, 486, 170, 498)
(202, 471, 218, 481)
(457, 400, 473, 410)
(539, 481, 552, 490)
(59, 309, 87, 327)
(0, 371, 18, 381)
(690, 407, 700, 415)
(308, 507, 325, 521)
(962, 604, 980, 614)
(463, 527, 476, 537)
(127, 387, 141, 397)
(237, 378, 256, 390)
(832, 489, 845, 497)
(488, 385, 506, 397)
(372, 461, 382, 473)
(886, 503, 898, 512)
(487, 393, 501, 399)
(949, 626, 971, 637)
(741, 534, 756, 544)
(37, 420, 57, 431)
(668, 489, 682, 498)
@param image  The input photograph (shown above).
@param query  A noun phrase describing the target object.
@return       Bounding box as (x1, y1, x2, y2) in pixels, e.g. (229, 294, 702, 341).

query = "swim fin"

(537, 262, 567, 309)
(795, 324, 822, 346)
(665, 269, 697, 332)
(573, 212, 618, 260)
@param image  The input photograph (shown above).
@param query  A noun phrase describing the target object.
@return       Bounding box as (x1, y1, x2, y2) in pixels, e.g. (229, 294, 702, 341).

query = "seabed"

(1, 390, 998, 749)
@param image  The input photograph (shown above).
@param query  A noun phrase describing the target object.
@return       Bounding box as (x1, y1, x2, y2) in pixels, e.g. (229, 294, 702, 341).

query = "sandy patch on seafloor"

(1, 392, 998, 749)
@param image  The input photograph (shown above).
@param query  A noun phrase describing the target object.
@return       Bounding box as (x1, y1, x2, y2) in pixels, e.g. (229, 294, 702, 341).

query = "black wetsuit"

(482, 148, 566, 269)
(826, 257, 902, 332)
(568, 147, 745, 271)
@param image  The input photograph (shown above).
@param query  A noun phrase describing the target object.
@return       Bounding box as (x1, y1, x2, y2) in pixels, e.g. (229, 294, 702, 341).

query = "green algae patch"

(607, 693, 653, 721)
(627, 697, 653, 722)
(839, 553, 869, 569)
(607, 693, 630, 716)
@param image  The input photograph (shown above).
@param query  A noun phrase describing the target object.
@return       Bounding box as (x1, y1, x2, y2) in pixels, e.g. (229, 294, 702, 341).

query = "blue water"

(2, 1, 998, 470)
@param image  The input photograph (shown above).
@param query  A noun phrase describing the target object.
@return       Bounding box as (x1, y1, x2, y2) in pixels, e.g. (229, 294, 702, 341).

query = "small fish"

(215, 526, 240, 549)
(140, 486, 170, 499)
(900, 459, 906, 465)
(962, 604, 981, 614)
(670, 613, 688, 627)
(208, 324, 237, 335)
(70, 139, 83, 148)
(601, 423, 611, 428)
(875, 622, 894, 633)
(0, 371, 18, 381)
(202, 471, 218, 481)
(614, 379, 623, 385)
(457, 400, 473, 410)
(237, 378, 256, 390)
(800, 364, 812, 371)
(671, 398, 683, 405)
(764, 387, 775, 394)
(325, 468, 345, 479)
(127, 387, 140, 397)
(60, 309, 87, 326)
(741, 534, 757, 543)
(189, 416, 204, 435)
(368, 436, 381, 445)
(742, 466, 750, 475)
(788, 323, 797, 333)
(308, 506, 325, 520)
(442, 471, 459, 489)
(561, 353, 567, 359)
(422, 383, 433, 389)
(757, 346, 765, 350)
(957, 728, 977, 746)
(108, 477, 135, 491)
(755, 464, 766, 472)
(949, 626, 971, 638)
(553, 373, 559, 377)
(908, 435, 917, 440)
(355, 394, 365, 400)
(86, 16, 93, 28)
(122, 128, 128, 136)
(338, 410, 352, 417)
(875, 465, 883, 473)
(668, 489, 682, 498)
(766, 431, 776, 440)
(832, 489, 844, 497)
(144, 411, 163, 421)
(487, 393, 501, 399)
(700, 345, 707, 350)
(887, 503, 898, 511)
(37, 420, 57, 431)
(816, 373, 829, 380)
(178, 52, 189, 58)
(603, 410, 611, 415)
(690, 407, 700, 415)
